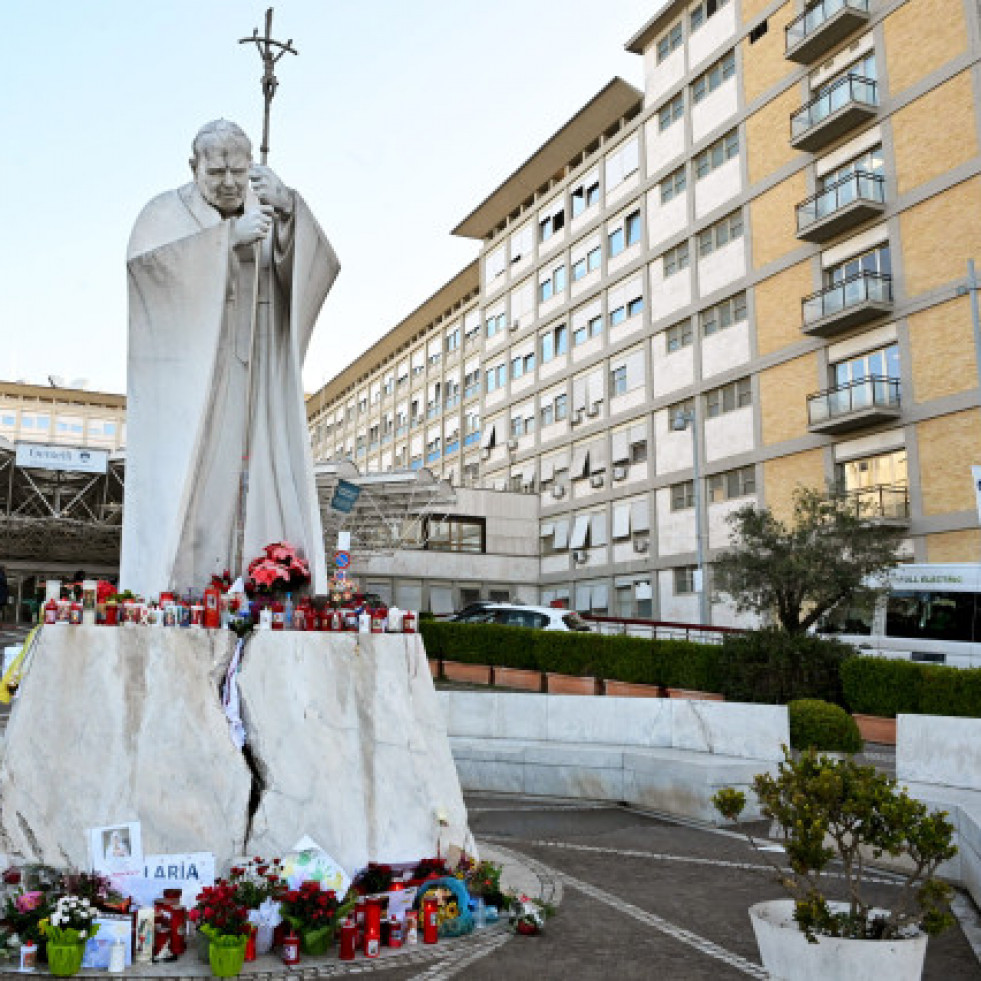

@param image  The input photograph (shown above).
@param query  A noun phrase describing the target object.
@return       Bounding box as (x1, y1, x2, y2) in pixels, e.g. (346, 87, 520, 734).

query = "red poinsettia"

(245, 542, 311, 595)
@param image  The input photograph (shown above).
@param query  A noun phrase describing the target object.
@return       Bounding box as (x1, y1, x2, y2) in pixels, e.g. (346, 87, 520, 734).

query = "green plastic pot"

(46, 942, 86, 977)
(208, 935, 247, 977)
(300, 923, 336, 956)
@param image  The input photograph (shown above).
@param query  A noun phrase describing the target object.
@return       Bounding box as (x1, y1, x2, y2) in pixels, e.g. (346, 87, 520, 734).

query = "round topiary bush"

(788, 698, 863, 754)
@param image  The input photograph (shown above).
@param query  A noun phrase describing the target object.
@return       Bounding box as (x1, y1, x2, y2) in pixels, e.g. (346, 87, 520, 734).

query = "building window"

(510, 351, 536, 380)
(690, 0, 730, 33)
(819, 144, 884, 192)
(610, 365, 628, 396)
(574, 314, 603, 346)
(705, 377, 752, 417)
(832, 343, 900, 388)
(657, 21, 683, 62)
(658, 92, 685, 132)
(694, 129, 739, 180)
(660, 165, 687, 204)
(572, 245, 602, 281)
(708, 465, 756, 503)
(825, 243, 891, 286)
(700, 292, 747, 337)
(540, 264, 567, 302)
(605, 137, 640, 192)
(445, 329, 460, 352)
(555, 393, 568, 421)
(666, 319, 693, 352)
(671, 480, 695, 510)
(540, 402, 554, 427)
(668, 397, 695, 428)
(540, 322, 568, 363)
(697, 210, 743, 258)
(673, 566, 697, 594)
(464, 369, 481, 399)
(485, 363, 507, 393)
(571, 173, 600, 218)
(663, 241, 690, 277)
(486, 312, 508, 338)
(540, 206, 566, 242)
(692, 50, 735, 104)
(426, 516, 485, 553)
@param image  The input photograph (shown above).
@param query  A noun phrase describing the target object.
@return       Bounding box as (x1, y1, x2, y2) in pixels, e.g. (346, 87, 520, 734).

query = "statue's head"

(189, 119, 253, 217)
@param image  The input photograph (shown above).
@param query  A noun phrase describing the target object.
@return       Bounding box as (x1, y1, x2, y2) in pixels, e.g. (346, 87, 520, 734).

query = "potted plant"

(713, 748, 957, 980)
(3, 888, 54, 955)
(188, 879, 250, 977)
(228, 857, 285, 956)
(42, 895, 99, 977)
(279, 881, 354, 956)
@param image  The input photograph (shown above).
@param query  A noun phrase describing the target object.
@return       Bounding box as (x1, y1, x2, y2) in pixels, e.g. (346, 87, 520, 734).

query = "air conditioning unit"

(510, 319, 521, 332)
(612, 464, 628, 481)
(586, 402, 601, 417)
(551, 484, 566, 499)
(507, 438, 519, 450)
(590, 474, 604, 488)
(572, 549, 588, 564)
(571, 409, 584, 426)
(633, 538, 650, 553)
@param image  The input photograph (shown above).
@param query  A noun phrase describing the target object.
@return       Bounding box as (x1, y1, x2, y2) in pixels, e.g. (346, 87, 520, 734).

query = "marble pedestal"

(0, 627, 472, 874)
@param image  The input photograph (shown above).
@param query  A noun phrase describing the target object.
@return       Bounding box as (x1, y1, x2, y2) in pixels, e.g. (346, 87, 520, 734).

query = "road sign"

(334, 551, 350, 570)
(330, 479, 361, 513)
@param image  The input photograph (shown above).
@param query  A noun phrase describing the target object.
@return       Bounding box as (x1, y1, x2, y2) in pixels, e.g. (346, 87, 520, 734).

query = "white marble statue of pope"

(120, 119, 338, 597)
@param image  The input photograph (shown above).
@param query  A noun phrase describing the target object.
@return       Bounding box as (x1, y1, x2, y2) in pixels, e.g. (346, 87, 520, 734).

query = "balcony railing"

(838, 482, 910, 522)
(786, 0, 870, 63)
(796, 171, 885, 242)
(802, 271, 893, 336)
(790, 74, 878, 152)
(807, 376, 901, 433)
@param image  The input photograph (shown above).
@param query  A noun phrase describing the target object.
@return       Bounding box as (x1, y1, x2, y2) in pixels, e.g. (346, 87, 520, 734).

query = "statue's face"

(193, 137, 251, 216)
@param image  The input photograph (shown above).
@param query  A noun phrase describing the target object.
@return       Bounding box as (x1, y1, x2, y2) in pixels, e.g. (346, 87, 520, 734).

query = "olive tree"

(713, 486, 905, 634)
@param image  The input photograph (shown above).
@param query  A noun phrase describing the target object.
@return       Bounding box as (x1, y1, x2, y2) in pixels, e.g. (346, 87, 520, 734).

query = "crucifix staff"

(239, 7, 298, 164)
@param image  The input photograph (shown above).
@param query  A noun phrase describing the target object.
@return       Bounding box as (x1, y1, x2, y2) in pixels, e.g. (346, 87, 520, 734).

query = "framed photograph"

(88, 821, 143, 876)
(81, 913, 133, 970)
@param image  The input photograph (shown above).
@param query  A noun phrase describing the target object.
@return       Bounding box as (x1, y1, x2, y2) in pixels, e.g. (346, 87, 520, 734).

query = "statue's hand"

(249, 165, 293, 217)
(231, 205, 275, 249)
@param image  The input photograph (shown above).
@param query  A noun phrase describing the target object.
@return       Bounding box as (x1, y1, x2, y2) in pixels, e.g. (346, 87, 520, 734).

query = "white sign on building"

(15, 443, 108, 474)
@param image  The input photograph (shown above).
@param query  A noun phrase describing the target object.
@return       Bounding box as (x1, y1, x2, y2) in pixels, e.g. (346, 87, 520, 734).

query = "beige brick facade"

(741, 1, 794, 105)
(926, 529, 981, 563)
(746, 85, 800, 186)
(899, 177, 981, 297)
(763, 448, 825, 523)
(893, 71, 978, 196)
(909, 296, 979, 403)
(916, 409, 981, 515)
(884, 0, 968, 96)
(750, 170, 807, 270)
(754, 260, 812, 356)
(759, 353, 817, 446)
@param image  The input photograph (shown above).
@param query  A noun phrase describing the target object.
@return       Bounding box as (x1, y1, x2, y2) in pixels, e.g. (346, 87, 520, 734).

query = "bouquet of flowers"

(411, 857, 447, 882)
(188, 880, 250, 939)
(279, 881, 355, 955)
(228, 857, 286, 909)
(60, 871, 129, 913)
(44, 895, 99, 944)
(507, 894, 546, 936)
(457, 859, 505, 908)
(351, 863, 393, 896)
(4, 889, 54, 944)
(246, 542, 310, 595)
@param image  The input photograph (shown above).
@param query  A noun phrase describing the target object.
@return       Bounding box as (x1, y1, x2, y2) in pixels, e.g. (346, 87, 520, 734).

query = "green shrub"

(918, 664, 981, 718)
(788, 699, 863, 753)
(840, 656, 924, 717)
(715, 629, 851, 705)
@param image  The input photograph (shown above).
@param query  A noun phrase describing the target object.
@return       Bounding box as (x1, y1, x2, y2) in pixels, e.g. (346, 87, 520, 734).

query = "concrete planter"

(428, 658, 441, 679)
(749, 900, 927, 981)
(442, 661, 493, 686)
(603, 680, 664, 699)
(545, 673, 602, 696)
(665, 688, 724, 701)
(853, 714, 897, 745)
(494, 666, 543, 692)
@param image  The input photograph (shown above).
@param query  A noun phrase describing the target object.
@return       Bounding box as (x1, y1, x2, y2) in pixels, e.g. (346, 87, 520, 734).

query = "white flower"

(50, 913, 62, 927)
(81, 899, 90, 908)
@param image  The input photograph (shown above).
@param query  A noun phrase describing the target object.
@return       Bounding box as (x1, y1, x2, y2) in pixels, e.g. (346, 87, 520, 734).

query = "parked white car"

(450, 603, 591, 632)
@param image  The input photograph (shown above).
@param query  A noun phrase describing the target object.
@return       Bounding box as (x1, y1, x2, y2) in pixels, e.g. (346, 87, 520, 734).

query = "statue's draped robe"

(120, 182, 338, 597)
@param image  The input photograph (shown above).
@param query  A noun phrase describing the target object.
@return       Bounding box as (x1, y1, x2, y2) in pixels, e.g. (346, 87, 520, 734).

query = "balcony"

(790, 74, 878, 153)
(802, 271, 892, 337)
(838, 482, 910, 524)
(807, 376, 901, 434)
(786, 0, 870, 64)
(796, 172, 885, 243)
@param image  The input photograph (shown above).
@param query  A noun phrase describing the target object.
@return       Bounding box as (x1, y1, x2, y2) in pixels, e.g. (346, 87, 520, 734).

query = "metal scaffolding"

(314, 460, 457, 555)
(0, 438, 124, 567)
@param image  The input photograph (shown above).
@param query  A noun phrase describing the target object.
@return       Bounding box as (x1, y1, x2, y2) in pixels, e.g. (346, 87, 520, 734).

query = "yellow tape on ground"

(0, 625, 40, 703)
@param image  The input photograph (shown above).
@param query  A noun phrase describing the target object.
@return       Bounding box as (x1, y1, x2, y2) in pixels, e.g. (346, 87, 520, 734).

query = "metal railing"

(796, 171, 884, 233)
(583, 614, 744, 645)
(786, 0, 869, 51)
(802, 271, 892, 326)
(791, 74, 878, 140)
(837, 482, 910, 520)
(807, 376, 899, 425)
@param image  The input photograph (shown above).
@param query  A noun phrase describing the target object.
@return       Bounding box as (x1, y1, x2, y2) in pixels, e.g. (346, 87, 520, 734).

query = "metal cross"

(238, 8, 298, 165)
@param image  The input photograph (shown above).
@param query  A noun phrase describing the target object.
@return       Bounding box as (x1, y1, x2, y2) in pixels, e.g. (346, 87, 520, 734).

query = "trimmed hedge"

(714, 629, 852, 706)
(788, 699, 863, 753)
(842, 656, 981, 718)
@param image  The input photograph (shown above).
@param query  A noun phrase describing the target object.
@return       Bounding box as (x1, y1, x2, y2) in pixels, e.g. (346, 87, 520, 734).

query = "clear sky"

(3, 1, 659, 396)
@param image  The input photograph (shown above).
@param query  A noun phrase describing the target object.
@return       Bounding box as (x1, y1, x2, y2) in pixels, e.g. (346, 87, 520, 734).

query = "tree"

(713, 486, 905, 634)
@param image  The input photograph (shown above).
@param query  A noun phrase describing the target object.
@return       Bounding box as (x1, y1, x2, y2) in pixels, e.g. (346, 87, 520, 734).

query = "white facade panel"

(697, 238, 746, 297)
(645, 116, 686, 176)
(654, 414, 693, 474)
(691, 78, 739, 145)
(688, 3, 737, 73)
(643, 44, 685, 111)
(704, 406, 754, 462)
(656, 487, 695, 555)
(649, 258, 691, 321)
(647, 187, 687, 251)
(694, 155, 741, 220)
(701, 319, 750, 379)
(651, 343, 694, 398)
(708, 495, 757, 549)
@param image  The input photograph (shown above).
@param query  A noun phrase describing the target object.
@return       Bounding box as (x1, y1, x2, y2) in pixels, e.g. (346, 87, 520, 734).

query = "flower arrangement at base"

(507, 894, 546, 936)
(455, 857, 506, 909)
(188, 880, 250, 978)
(3, 888, 54, 947)
(279, 881, 355, 956)
(246, 542, 310, 596)
(43, 895, 99, 977)
(351, 863, 393, 896)
(228, 856, 285, 956)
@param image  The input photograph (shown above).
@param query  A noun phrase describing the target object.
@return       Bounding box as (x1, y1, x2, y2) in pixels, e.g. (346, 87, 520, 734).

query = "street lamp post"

(673, 409, 710, 626)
